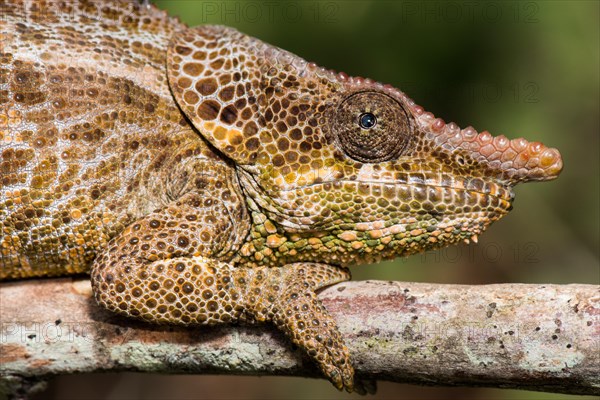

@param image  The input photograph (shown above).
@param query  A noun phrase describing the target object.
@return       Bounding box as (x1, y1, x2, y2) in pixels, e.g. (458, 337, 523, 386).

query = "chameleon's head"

(167, 26, 562, 264)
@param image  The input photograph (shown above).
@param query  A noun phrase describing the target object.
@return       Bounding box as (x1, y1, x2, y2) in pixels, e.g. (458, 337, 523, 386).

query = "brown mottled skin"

(0, 0, 563, 392)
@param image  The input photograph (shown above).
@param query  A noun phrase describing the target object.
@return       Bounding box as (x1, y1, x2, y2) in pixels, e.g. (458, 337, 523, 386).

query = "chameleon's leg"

(93, 257, 354, 390)
(89, 193, 355, 390)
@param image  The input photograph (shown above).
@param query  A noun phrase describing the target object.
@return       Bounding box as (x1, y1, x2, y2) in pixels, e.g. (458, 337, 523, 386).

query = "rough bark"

(0, 278, 598, 398)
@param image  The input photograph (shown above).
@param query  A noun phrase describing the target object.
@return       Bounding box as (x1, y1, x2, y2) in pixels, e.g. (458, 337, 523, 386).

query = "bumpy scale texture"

(0, 0, 563, 392)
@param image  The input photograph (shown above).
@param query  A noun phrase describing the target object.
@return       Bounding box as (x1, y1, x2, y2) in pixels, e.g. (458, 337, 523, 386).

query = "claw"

(329, 368, 343, 390)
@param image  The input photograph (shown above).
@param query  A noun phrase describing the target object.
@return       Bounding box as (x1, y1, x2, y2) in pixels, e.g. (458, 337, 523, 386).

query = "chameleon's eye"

(358, 112, 377, 129)
(330, 91, 412, 163)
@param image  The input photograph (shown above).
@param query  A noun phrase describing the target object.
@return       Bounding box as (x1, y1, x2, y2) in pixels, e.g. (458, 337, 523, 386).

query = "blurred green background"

(38, 0, 598, 399)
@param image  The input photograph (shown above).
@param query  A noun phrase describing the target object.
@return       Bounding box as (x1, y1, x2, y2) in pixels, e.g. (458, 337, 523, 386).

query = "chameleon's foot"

(274, 287, 353, 391)
(249, 263, 355, 392)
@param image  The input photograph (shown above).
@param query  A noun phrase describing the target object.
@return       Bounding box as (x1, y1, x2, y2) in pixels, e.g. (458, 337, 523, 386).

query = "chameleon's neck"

(235, 209, 350, 267)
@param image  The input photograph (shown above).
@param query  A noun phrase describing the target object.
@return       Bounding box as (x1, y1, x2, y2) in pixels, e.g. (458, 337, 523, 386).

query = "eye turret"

(330, 91, 413, 163)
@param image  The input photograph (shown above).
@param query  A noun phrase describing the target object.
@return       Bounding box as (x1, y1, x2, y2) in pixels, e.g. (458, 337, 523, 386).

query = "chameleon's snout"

(507, 141, 563, 183)
(463, 133, 564, 184)
(413, 109, 563, 185)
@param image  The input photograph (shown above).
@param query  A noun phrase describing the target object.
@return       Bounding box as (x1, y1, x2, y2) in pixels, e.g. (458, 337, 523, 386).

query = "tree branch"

(1, 278, 598, 398)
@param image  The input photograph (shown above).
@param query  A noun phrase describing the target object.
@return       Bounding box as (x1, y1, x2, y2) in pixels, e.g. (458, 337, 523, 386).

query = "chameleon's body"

(0, 0, 562, 391)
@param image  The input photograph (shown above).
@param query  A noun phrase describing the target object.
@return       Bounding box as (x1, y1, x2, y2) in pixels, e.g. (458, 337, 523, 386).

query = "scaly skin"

(0, 0, 563, 392)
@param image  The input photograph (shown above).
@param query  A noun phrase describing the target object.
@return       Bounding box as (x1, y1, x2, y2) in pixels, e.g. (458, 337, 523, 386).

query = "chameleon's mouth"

(238, 165, 514, 233)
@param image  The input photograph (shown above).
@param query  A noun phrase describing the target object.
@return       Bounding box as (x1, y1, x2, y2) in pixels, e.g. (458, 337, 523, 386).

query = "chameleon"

(0, 0, 563, 392)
